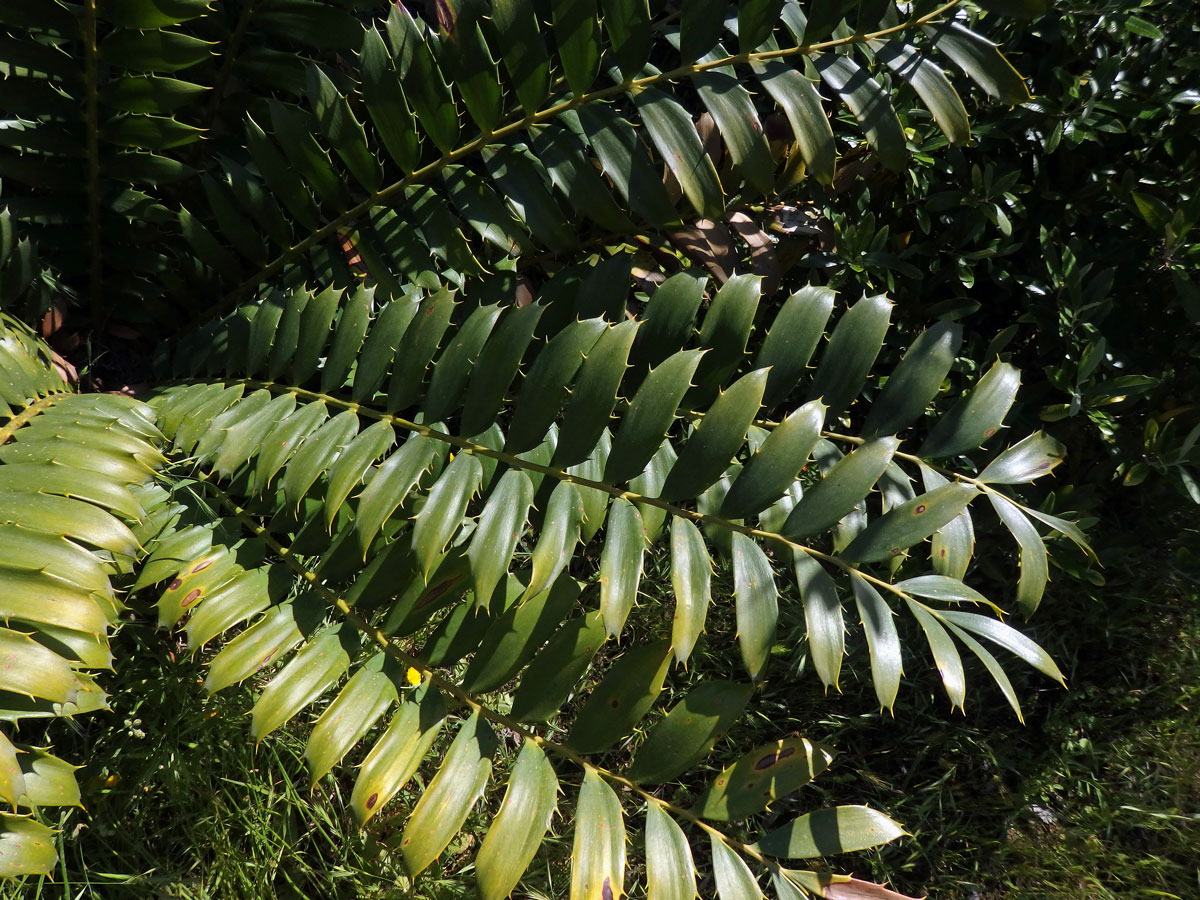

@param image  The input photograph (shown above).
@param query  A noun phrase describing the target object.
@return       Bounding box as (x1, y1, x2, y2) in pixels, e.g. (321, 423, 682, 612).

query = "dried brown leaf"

(338, 230, 370, 278)
(515, 276, 535, 308)
(668, 218, 735, 283)
(50, 350, 78, 387)
(40, 300, 67, 339)
(728, 210, 781, 295)
(823, 878, 925, 900)
(696, 112, 724, 171)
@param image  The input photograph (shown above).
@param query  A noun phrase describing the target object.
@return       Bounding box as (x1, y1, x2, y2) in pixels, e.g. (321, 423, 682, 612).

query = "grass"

(796, 493, 1200, 900)
(4, 622, 416, 900)
(5, 491, 1197, 900)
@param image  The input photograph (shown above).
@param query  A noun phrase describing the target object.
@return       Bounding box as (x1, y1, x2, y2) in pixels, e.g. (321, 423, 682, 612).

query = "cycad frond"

(113, 270, 1080, 894)
(164, 0, 1033, 319)
(0, 315, 163, 876)
(0, 0, 363, 319)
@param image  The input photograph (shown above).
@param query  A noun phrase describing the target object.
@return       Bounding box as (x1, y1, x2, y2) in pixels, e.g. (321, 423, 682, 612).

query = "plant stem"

(685, 403, 1086, 556)
(82, 0, 103, 328)
(228, 377, 996, 625)
(0, 394, 64, 446)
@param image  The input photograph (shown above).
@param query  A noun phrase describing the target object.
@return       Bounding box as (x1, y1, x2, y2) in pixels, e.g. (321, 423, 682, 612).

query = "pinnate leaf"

(693, 736, 835, 821)
(571, 771, 625, 900)
(645, 803, 697, 900)
(476, 740, 559, 900)
(628, 680, 753, 784)
(566, 640, 672, 754)
(755, 806, 905, 858)
(401, 712, 497, 875)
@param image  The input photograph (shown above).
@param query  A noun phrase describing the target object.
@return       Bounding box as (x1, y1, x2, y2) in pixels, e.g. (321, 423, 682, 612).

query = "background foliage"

(1, 0, 1197, 897)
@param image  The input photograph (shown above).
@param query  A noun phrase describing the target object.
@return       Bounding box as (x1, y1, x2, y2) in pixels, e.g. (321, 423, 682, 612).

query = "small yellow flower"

(405, 666, 422, 686)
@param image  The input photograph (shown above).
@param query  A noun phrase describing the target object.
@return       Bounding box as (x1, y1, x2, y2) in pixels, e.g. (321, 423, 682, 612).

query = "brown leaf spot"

(168, 578, 183, 591)
(415, 575, 459, 610)
(191, 558, 214, 573)
(915, 504, 927, 515)
(602, 877, 614, 900)
(754, 746, 795, 770)
(366, 792, 379, 810)
(182, 589, 202, 608)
